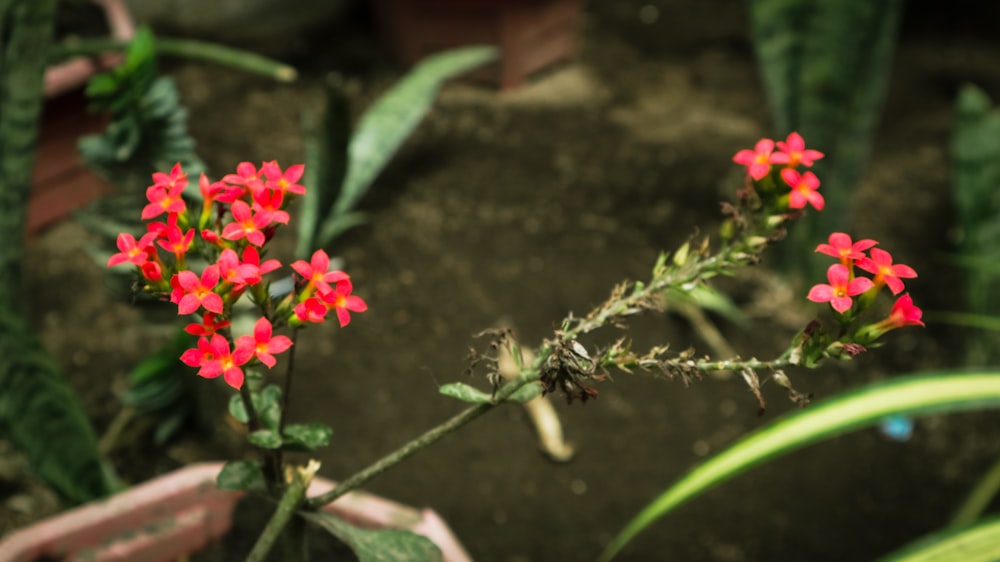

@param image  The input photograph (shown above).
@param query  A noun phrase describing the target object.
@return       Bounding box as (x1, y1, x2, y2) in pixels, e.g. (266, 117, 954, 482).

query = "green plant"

(749, 0, 904, 277)
(0, 0, 117, 505)
(599, 371, 1000, 561)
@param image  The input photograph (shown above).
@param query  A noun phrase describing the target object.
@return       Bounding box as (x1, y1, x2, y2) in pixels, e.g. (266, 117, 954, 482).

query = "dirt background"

(8, 0, 1000, 561)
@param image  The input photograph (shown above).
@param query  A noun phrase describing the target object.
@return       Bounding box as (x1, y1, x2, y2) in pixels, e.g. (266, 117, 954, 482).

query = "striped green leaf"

(877, 516, 1000, 562)
(599, 371, 1000, 561)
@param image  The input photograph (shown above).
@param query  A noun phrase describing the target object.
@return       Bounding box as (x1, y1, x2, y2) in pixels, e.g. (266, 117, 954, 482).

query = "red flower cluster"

(807, 232, 922, 335)
(732, 132, 826, 211)
(108, 162, 367, 389)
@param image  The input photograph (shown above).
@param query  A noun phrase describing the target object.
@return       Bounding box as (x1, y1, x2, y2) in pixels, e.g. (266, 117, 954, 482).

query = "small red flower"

(885, 294, 925, 328)
(217, 248, 261, 288)
(222, 161, 265, 195)
(856, 248, 917, 295)
(291, 250, 349, 295)
(807, 264, 873, 314)
(156, 220, 195, 258)
(180, 334, 253, 389)
(222, 200, 272, 247)
(141, 261, 164, 282)
(733, 138, 775, 181)
(815, 232, 877, 265)
(242, 246, 281, 276)
(235, 317, 293, 368)
(171, 265, 224, 315)
(261, 161, 306, 196)
(107, 232, 158, 267)
(318, 280, 368, 327)
(781, 168, 825, 211)
(184, 312, 231, 337)
(770, 132, 824, 167)
(141, 167, 188, 220)
(252, 189, 290, 224)
(293, 297, 328, 324)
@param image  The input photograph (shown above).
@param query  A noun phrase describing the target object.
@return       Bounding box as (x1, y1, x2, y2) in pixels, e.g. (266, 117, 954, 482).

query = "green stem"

(949, 453, 1000, 530)
(305, 370, 541, 510)
(50, 36, 297, 82)
(246, 462, 318, 562)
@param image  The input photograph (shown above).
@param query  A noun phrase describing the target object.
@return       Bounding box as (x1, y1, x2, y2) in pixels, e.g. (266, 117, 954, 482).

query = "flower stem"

(49, 36, 297, 82)
(279, 328, 300, 434)
(305, 371, 541, 509)
(246, 461, 319, 562)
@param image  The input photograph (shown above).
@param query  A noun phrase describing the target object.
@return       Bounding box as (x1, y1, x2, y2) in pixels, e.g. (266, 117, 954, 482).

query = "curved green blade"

(877, 515, 1000, 562)
(599, 371, 1000, 561)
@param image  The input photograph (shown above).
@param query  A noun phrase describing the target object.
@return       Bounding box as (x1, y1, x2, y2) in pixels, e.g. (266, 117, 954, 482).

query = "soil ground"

(8, 1, 1000, 561)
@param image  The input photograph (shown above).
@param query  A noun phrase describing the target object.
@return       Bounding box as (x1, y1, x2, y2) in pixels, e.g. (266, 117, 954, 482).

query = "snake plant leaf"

(599, 371, 1000, 561)
(314, 46, 498, 247)
(876, 516, 1000, 562)
(302, 511, 444, 562)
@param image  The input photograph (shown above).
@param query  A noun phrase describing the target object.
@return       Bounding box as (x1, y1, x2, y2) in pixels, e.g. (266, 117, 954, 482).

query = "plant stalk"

(305, 371, 541, 509)
(246, 461, 319, 562)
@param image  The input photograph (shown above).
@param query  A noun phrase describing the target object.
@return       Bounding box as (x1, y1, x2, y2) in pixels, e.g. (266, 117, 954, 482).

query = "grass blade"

(599, 371, 1000, 561)
(877, 516, 1000, 562)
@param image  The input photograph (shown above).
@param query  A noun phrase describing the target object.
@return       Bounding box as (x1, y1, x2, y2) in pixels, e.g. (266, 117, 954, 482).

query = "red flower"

(156, 220, 195, 259)
(732, 138, 775, 181)
(242, 246, 281, 276)
(770, 132, 824, 167)
(856, 248, 917, 295)
(318, 279, 368, 327)
(293, 297, 328, 324)
(184, 312, 231, 337)
(107, 232, 157, 267)
(217, 248, 261, 288)
(222, 161, 265, 195)
(252, 189, 290, 225)
(141, 261, 163, 282)
(781, 168, 824, 211)
(885, 294, 925, 328)
(815, 232, 877, 265)
(171, 265, 224, 315)
(141, 166, 188, 220)
(222, 200, 272, 247)
(807, 264, 873, 313)
(261, 161, 306, 196)
(235, 317, 293, 368)
(180, 334, 253, 389)
(291, 250, 349, 295)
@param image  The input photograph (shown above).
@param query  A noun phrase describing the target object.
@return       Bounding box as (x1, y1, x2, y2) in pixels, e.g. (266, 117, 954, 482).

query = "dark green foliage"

(121, 329, 199, 444)
(302, 511, 444, 562)
(78, 26, 205, 192)
(749, 0, 904, 276)
(949, 84, 1000, 364)
(0, 316, 116, 503)
(0, 0, 115, 504)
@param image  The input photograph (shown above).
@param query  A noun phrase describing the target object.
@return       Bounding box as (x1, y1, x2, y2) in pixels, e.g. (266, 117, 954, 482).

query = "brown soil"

(9, 1, 1000, 561)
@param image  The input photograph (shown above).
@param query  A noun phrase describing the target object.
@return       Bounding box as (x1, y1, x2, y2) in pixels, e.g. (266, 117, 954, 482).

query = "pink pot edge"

(0, 462, 471, 562)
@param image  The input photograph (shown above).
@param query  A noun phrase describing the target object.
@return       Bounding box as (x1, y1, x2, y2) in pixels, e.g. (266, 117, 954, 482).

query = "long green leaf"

(315, 46, 497, 247)
(877, 516, 1000, 562)
(599, 371, 1000, 561)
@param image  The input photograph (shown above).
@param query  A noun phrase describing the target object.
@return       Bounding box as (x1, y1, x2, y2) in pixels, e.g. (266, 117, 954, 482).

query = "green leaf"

(315, 46, 498, 247)
(228, 393, 249, 423)
(283, 422, 333, 451)
(599, 371, 1000, 562)
(439, 382, 492, 404)
(877, 516, 1000, 562)
(507, 382, 542, 404)
(248, 429, 283, 449)
(256, 384, 283, 431)
(301, 511, 443, 562)
(0, 318, 116, 504)
(297, 75, 352, 258)
(217, 460, 267, 492)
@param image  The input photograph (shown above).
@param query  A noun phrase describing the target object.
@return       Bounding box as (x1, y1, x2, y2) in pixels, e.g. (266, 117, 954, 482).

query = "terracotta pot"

(0, 462, 471, 562)
(29, 0, 133, 237)
(372, 0, 583, 90)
